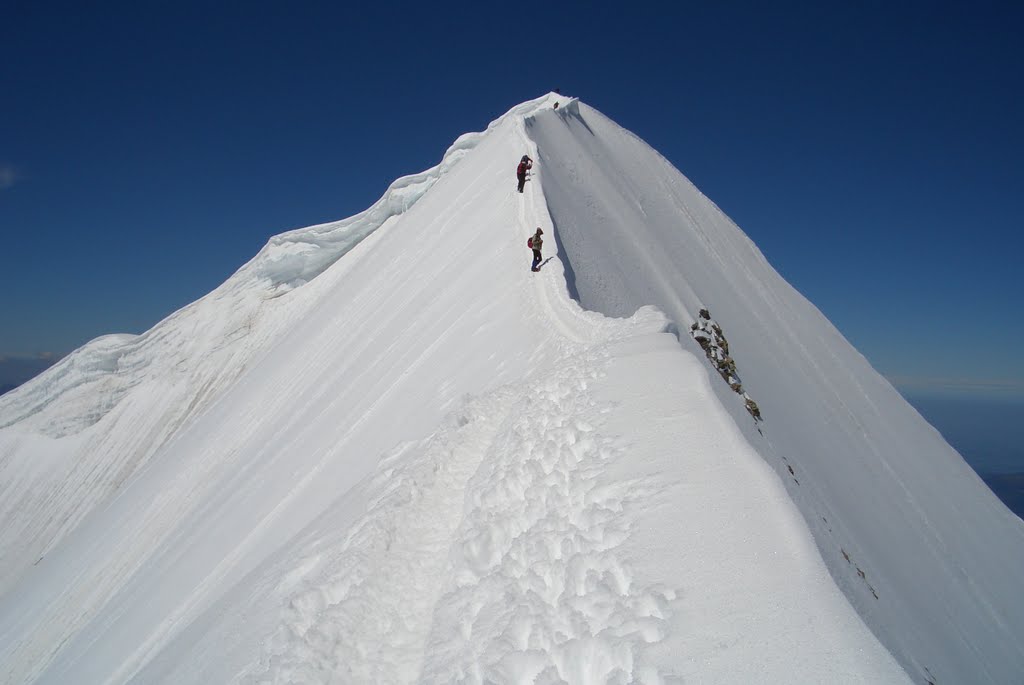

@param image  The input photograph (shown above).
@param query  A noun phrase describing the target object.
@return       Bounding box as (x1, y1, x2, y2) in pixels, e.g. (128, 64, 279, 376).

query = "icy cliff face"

(0, 94, 1018, 684)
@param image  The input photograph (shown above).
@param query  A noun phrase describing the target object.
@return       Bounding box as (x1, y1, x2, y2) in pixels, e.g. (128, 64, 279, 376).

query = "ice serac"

(0, 93, 1013, 685)
(526, 99, 1024, 684)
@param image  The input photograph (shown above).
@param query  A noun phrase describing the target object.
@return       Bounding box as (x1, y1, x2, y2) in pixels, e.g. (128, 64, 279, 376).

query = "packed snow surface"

(0, 93, 1019, 684)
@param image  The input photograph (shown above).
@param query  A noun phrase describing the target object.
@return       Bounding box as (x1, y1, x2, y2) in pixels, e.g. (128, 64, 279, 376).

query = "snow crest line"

(514, 111, 666, 352)
(249, 105, 676, 685)
(0, 95, 560, 438)
(241, 95, 560, 295)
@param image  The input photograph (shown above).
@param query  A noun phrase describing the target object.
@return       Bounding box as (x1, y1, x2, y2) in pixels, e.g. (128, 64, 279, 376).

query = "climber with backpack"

(528, 228, 544, 272)
(516, 155, 533, 193)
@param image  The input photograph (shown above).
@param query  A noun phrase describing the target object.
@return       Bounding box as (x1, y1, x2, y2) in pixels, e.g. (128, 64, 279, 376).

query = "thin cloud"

(0, 163, 20, 189)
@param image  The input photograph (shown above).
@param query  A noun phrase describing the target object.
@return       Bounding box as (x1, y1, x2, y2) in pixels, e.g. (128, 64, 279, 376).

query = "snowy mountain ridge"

(0, 96, 540, 436)
(0, 95, 555, 596)
(0, 93, 1021, 684)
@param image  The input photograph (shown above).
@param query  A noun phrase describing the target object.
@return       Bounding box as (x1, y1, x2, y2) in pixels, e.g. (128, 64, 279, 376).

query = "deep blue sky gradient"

(1, 1, 1022, 397)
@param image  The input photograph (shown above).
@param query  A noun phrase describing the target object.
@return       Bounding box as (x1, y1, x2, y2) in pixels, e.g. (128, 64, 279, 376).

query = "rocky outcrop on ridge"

(690, 308, 762, 422)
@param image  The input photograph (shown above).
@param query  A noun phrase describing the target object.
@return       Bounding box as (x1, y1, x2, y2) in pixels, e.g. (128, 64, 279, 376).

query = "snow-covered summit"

(0, 93, 1020, 684)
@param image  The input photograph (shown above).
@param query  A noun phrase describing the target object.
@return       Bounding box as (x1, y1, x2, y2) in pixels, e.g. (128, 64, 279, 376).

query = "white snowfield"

(0, 94, 1019, 684)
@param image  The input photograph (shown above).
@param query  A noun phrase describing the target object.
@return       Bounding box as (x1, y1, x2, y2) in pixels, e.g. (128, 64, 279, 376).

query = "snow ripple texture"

(253, 349, 673, 685)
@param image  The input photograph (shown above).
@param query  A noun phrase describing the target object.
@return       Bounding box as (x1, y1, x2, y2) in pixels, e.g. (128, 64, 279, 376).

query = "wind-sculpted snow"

(238, 96, 557, 294)
(419, 359, 675, 684)
(0, 334, 137, 433)
(527, 100, 1024, 684)
(0, 93, 561, 596)
(244, 172, 438, 290)
(244, 155, 458, 291)
(0, 94, 553, 439)
(253, 342, 677, 684)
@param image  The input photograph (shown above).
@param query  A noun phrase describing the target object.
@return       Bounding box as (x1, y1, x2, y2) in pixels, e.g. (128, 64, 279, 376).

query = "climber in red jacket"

(517, 155, 533, 193)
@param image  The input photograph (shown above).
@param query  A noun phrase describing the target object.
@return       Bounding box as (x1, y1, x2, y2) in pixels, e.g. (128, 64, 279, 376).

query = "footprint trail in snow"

(253, 342, 675, 685)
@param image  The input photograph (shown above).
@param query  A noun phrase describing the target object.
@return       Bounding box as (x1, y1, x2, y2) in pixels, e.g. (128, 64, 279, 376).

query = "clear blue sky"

(2, 1, 1021, 396)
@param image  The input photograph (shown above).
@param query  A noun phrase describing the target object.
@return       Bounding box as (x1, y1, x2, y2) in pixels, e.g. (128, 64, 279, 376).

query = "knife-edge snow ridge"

(0, 93, 1020, 685)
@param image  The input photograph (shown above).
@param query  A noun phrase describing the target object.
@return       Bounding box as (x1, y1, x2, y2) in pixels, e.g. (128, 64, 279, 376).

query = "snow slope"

(0, 93, 1016, 684)
(527, 100, 1024, 684)
(0, 99, 518, 594)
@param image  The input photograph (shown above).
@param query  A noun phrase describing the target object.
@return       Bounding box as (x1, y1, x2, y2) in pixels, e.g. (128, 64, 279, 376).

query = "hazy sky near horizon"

(1, 1, 1021, 394)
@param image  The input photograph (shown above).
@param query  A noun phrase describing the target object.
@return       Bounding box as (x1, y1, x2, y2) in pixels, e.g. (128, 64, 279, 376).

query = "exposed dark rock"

(689, 306, 762, 422)
(744, 398, 761, 420)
